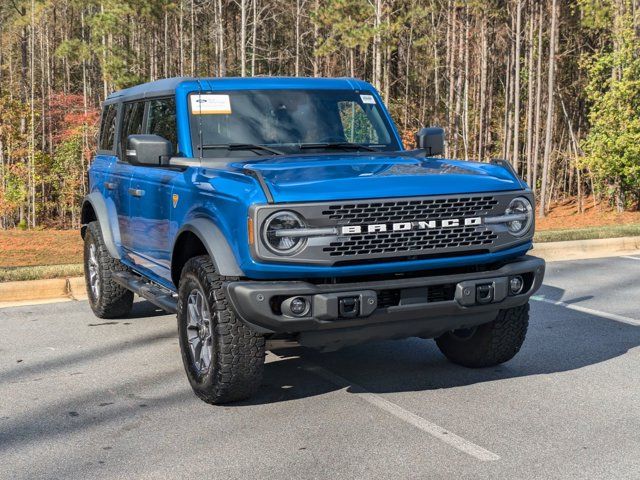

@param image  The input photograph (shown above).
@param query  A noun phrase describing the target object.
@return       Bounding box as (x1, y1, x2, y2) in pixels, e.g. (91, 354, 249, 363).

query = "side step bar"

(112, 271, 178, 314)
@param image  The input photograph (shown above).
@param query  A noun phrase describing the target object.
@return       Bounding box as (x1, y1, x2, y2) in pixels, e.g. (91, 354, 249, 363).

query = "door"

(94, 103, 127, 253)
(116, 101, 146, 256)
(128, 97, 179, 280)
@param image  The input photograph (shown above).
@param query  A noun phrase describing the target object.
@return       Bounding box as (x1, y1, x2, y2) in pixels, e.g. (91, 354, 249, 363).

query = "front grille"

(251, 191, 531, 265)
(323, 226, 497, 257)
(321, 196, 499, 258)
(322, 196, 499, 223)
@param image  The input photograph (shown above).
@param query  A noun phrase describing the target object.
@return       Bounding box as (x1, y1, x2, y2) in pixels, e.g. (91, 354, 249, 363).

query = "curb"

(531, 235, 640, 262)
(0, 236, 639, 307)
(0, 276, 86, 308)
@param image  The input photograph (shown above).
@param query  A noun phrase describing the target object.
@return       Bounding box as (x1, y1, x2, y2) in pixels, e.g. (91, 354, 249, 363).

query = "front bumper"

(227, 255, 545, 350)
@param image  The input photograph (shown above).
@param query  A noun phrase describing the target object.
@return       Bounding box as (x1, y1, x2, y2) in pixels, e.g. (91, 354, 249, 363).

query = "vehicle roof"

(104, 77, 374, 104)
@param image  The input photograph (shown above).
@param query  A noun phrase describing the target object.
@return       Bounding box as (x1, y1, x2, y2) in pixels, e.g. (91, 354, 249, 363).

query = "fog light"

(290, 297, 308, 315)
(509, 275, 524, 295)
(281, 296, 311, 317)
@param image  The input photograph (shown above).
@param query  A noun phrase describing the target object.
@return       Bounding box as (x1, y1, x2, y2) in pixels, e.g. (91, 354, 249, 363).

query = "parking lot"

(1, 255, 639, 479)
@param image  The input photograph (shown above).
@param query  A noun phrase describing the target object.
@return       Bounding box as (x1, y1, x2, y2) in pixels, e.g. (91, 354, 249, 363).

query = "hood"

(234, 154, 524, 203)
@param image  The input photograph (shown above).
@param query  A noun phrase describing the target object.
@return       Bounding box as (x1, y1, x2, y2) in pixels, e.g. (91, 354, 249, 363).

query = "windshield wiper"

(199, 143, 284, 155)
(299, 142, 378, 152)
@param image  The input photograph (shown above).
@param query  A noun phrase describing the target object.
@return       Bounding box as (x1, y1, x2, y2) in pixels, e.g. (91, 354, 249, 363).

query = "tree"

(0, 0, 638, 229)
(582, 1, 640, 210)
(539, 0, 558, 217)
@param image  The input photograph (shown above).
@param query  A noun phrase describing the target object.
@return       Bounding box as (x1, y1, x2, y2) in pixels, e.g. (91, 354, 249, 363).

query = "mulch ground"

(0, 230, 83, 268)
(536, 197, 640, 231)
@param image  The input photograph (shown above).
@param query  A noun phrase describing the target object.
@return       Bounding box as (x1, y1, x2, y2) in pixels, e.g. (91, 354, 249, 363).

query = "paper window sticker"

(360, 94, 376, 104)
(190, 94, 232, 114)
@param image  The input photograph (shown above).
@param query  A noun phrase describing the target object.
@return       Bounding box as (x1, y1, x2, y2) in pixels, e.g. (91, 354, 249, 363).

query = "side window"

(120, 101, 145, 158)
(337, 101, 385, 144)
(146, 97, 177, 153)
(98, 104, 118, 151)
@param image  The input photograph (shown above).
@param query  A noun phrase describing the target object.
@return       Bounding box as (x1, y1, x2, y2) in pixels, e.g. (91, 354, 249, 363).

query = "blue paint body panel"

(89, 77, 531, 292)
(239, 155, 523, 202)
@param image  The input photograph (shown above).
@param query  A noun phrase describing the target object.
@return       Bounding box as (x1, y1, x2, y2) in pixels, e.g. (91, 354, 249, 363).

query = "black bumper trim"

(226, 255, 545, 336)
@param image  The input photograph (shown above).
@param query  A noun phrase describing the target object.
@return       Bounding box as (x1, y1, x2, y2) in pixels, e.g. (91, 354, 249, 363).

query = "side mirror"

(415, 127, 445, 156)
(126, 134, 173, 166)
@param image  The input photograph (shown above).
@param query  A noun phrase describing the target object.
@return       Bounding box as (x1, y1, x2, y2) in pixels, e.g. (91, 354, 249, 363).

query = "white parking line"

(531, 295, 640, 326)
(305, 364, 501, 462)
(621, 255, 640, 261)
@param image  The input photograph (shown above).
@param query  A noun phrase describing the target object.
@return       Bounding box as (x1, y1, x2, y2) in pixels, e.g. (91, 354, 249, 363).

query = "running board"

(112, 271, 178, 314)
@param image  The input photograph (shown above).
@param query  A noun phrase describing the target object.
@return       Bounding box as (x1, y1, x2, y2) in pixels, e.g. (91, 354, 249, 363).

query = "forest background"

(1, 0, 639, 232)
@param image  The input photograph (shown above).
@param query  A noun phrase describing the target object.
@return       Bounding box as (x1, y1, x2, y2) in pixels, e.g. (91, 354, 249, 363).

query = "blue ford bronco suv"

(82, 77, 545, 404)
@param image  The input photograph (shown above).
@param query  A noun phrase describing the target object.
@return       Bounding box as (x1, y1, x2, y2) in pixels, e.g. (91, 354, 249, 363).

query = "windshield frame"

(188, 88, 403, 159)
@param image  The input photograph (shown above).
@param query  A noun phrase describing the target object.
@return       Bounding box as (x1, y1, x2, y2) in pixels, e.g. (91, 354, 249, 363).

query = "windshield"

(189, 89, 401, 158)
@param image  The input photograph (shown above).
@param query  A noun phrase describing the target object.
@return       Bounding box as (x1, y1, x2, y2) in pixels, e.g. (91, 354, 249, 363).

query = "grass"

(534, 223, 640, 243)
(0, 263, 84, 282)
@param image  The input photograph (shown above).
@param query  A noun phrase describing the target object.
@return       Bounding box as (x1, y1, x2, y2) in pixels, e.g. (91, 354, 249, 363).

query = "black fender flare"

(81, 192, 121, 260)
(173, 218, 244, 278)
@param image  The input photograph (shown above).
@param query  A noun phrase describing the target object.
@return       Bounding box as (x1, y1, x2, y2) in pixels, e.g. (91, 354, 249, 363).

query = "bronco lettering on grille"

(340, 216, 482, 235)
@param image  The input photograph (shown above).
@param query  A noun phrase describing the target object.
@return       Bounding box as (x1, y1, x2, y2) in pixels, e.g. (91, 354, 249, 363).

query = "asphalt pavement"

(1, 255, 639, 479)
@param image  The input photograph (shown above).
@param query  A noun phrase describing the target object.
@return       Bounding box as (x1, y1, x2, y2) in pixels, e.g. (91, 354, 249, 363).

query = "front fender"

(81, 192, 121, 260)
(173, 218, 244, 277)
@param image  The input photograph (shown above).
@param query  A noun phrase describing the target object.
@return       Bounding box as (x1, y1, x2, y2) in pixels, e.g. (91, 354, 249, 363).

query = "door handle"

(104, 182, 117, 190)
(128, 188, 145, 197)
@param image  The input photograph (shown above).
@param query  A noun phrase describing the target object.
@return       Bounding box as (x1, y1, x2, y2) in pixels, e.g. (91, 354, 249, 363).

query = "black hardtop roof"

(103, 76, 371, 104)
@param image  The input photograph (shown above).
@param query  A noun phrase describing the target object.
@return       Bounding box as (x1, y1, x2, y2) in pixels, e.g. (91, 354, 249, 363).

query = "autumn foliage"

(0, 91, 98, 229)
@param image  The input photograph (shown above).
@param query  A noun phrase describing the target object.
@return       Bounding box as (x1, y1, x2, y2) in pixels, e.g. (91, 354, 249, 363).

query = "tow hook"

(338, 296, 360, 318)
(476, 283, 494, 304)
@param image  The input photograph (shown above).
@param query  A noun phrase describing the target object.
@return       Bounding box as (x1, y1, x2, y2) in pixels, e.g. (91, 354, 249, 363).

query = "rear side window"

(147, 98, 177, 153)
(338, 101, 385, 144)
(120, 101, 145, 155)
(98, 104, 118, 151)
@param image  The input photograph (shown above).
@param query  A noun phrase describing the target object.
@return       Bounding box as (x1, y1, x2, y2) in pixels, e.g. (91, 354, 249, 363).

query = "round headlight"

(262, 211, 307, 255)
(505, 197, 533, 236)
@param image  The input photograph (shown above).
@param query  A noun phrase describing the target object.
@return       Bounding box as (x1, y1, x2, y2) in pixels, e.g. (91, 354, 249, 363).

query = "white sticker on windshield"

(190, 94, 232, 114)
(360, 94, 376, 104)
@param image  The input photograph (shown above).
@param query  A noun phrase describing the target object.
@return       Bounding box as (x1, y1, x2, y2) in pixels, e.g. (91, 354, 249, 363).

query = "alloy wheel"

(88, 243, 100, 300)
(186, 288, 214, 375)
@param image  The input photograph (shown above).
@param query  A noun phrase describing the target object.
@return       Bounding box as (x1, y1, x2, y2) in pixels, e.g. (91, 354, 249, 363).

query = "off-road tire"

(177, 255, 265, 404)
(84, 221, 134, 318)
(435, 303, 529, 368)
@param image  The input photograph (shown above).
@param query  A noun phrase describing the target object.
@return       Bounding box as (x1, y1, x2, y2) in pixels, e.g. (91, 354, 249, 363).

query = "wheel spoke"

(201, 338, 211, 368)
(189, 335, 202, 360)
(199, 340, 208, 364)
(87, 243, 101, 299)
(196, 292, 204, 317)
(187, 303, 200, 327)
(194, 343, 203, 367)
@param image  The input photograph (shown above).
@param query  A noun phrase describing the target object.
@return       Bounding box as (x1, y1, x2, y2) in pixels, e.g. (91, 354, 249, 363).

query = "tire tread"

(84, 221, 133, 319)
(178, 255, 264, 404)
(435, 303, 529, 368)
